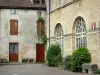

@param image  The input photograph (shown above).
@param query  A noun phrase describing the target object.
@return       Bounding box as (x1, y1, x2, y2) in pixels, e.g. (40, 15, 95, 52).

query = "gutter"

(50, 0, 81, 13)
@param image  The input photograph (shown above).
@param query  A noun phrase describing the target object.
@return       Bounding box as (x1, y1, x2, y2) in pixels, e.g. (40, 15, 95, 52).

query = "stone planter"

(82, 63, 98, 75)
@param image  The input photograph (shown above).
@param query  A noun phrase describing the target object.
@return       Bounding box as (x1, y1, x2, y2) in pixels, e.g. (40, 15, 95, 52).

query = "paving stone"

(0, 64, 88, 75)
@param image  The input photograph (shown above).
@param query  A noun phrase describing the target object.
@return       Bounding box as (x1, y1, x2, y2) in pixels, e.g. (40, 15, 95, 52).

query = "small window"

(10, 9, 17, 14)
(42, 0, 45, 4)
(34, 0, 40, 4)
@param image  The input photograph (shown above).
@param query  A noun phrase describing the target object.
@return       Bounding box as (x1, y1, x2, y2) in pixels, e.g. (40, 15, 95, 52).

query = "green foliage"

(40, 29, 47, 45)
(94, 69, 100, 74)
(37, 16, 45, 23)
(37, 17, 47, 45)
(46, 44, 62, 67)
(71, 48, 91, 72)
(63, 55, 72, 70)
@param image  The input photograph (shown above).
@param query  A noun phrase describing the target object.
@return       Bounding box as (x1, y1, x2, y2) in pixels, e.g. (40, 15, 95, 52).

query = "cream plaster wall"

(0, 9, 46, 62)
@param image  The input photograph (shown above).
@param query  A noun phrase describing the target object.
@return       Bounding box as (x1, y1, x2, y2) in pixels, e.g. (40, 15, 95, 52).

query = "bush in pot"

(71, 48, 91, 72)
(63, 55, 72, 70)
(46, 44, 62, 67)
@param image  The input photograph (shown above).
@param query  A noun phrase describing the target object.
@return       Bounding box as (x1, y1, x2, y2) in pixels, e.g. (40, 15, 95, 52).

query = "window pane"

(42, 0, 45, 4)
(77, 44, 78, 49)
(14, 44, 18, 53)
(9, 44, 14, 54)
(55, 24, 63, 53)
(76, 38, 78, 44)
(76, 17, 86, 49)
(34, 0, 40, 4)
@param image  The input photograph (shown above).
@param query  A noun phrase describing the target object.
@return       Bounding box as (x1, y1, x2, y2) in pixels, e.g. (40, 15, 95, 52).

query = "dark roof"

(0, 0, 46, 10)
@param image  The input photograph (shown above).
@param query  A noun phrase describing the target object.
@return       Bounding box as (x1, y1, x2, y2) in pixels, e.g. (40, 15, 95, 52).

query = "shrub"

(71, 48, 91, 72)
(94, 69, 100, 74)
(37, 16, 45, 23)
(46, 44, 62, 67)
(63, 55, 72, 70)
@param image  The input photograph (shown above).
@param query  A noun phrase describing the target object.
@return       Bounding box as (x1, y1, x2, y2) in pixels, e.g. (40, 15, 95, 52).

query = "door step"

(0, 62, 23, 65)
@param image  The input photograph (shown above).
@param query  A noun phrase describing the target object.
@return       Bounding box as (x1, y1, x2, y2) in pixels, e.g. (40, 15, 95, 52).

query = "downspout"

(0, 10, 1, 57)
(45, 0, 50, 47)
(48, 0, 50, 47)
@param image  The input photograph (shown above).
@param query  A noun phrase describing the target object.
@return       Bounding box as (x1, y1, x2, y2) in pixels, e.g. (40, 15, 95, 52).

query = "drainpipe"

(45, 0, 50, 47)
(48, 0, 50, 47)
(0, 9, 1, 58)
(99, 21, 100, 60)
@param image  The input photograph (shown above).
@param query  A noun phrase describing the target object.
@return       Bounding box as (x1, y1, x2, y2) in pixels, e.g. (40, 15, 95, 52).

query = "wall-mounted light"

(37, 10, 41, 17)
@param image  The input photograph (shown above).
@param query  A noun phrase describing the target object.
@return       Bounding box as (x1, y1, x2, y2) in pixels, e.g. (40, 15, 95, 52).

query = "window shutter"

(10, 19, 18, 35)
(14, 20, 18, 35)
(41, 22, 45, 32)
(37, 22, 40, 36)
(10, 20, 14, 35)
(37, 21, 45, 37)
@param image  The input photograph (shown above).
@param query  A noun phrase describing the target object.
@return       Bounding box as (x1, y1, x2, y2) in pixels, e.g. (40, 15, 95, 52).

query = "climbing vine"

(37, 16, 47, 46)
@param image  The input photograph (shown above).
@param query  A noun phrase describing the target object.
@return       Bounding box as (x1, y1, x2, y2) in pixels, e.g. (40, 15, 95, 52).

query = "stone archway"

(72, 16, 87, 50)
(54, 23, 64, 55)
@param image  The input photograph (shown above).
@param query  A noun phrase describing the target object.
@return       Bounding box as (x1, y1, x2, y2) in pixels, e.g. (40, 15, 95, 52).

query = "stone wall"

(0, 9, 46, 62)
(47, 0, 100, 67)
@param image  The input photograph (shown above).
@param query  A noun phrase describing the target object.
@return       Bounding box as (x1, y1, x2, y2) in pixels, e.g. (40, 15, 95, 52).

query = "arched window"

(54, 23, 64, 54)
(75, 17, 87, 49)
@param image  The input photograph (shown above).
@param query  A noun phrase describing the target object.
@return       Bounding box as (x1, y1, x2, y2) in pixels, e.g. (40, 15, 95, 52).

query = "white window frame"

(75, 17, 87, 49)
(55, 24, 64, 54)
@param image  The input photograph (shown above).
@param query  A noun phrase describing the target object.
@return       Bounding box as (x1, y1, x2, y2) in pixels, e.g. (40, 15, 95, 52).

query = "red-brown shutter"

(37, 21, 45, 36)
(10, 20, 14, 35)
(37, 22, 40, 36)
(41, 22, 45, 31)
(14, 20, 18, 35)
(10, 19, 18, 35)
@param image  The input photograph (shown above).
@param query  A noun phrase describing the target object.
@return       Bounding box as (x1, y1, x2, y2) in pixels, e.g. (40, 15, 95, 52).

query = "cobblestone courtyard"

(0, 64, 88, 75)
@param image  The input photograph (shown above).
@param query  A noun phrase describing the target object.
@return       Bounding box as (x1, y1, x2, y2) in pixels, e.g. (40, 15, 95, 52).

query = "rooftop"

(0, 0, 46, 10)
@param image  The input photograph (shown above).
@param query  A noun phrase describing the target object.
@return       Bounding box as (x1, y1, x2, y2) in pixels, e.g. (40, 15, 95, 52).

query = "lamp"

(37, 10, 41, 17)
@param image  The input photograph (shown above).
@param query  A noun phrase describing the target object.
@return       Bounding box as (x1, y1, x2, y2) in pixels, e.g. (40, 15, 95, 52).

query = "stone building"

(0, 0, 46, 63)
(47, 0, 100, 67)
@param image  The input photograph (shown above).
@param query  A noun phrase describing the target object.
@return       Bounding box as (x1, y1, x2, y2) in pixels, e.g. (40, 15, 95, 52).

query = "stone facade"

(0, 9, 46, 62)
(47, 0, 100, 67)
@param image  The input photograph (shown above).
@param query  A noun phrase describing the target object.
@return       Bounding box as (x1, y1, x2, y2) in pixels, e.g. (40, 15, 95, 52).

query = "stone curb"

(0, 62, 23, 65)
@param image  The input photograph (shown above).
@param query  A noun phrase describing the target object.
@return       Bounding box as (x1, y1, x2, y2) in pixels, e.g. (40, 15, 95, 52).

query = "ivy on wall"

(37, 16, 47, 46)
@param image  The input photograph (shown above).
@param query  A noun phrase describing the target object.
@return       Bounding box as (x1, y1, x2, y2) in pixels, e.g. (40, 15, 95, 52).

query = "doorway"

(36, 43, 45, 63)
(9, 43, 18, 62)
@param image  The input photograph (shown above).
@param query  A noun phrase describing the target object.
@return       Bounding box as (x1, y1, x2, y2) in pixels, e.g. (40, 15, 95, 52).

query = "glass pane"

(34, 0, 39, 4)
(79, 43, 80, 48)
(82, 43, 85, 48)
(81, 43, 83, 48)
(9, 44, 14, 54)
(77, 44, 78, 49)
(42, 0, 45, 4)
(76, 38, 78, 44)
(83, 37, 85, 43)
(14, 44, 18, 53)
